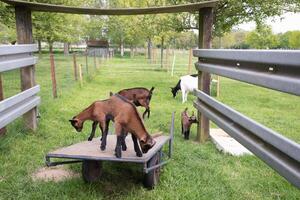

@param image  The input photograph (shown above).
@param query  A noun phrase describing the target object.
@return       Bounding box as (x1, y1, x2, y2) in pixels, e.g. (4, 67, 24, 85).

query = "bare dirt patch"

(32, 166, 80, 182)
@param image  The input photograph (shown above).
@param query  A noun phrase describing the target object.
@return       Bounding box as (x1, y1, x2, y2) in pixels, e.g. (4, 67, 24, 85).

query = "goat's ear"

(69, 119, 77, 123)
(140, 138, 146, 143)
(140, 136, 147, 143)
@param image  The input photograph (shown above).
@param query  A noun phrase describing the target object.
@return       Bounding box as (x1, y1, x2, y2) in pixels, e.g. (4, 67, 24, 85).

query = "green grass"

(0, 52, 300, 200)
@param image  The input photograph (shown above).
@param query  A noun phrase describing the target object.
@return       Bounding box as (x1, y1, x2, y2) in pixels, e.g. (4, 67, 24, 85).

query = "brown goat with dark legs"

(69, 94, 155, 158)
(84, 87, 154, 143)
(181, 108, 198, 140)
(117, 87, 155, 119)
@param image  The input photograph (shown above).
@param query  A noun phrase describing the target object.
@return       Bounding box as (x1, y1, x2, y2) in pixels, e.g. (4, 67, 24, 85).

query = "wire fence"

(0, 48, 219, 139)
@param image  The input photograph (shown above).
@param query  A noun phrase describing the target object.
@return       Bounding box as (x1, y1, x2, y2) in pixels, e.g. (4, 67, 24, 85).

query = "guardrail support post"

(197, 7, 214, 143)
(15, 6, 37, 131)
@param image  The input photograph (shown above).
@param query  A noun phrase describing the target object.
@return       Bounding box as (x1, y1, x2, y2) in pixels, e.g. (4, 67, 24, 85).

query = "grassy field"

(0, 52, 300, 199)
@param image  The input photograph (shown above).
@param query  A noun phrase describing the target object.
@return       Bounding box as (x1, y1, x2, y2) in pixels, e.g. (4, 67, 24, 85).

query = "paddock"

(0, 1, 300, 197)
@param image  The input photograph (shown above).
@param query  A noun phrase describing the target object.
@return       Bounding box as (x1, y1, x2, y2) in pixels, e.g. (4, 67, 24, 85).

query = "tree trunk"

(38, 40, 42, 54)
(64, 42, 69, 56)
(147, 38, 152, 60)
(130, 46, 134, 58)
(49, 42, 53, 54)
(120, 40, 124, 57)
(160, 36, 164, 68)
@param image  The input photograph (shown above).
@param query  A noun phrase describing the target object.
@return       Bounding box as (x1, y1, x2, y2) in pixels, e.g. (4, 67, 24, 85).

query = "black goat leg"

(184, 130, 189, 140)
(88, 121, 98, 141)
(142, 109, 147, 119)
(100, 120, 109, 151)
(121, 130, 127, 151)
(115, 135, 122, 158)
(131, 134, 142, 157)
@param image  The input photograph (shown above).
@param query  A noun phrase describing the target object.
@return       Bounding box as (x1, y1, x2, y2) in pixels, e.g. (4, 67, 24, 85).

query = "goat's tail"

(149, 86, 155, 93)
(148, 87, 155, 100)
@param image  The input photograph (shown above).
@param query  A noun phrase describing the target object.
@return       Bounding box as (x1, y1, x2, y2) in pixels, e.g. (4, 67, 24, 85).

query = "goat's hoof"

(115, 151, 122, 158)
(100, 146, 106, 151)
(136, 152, 143, 157)
(88, 137, 93, 141)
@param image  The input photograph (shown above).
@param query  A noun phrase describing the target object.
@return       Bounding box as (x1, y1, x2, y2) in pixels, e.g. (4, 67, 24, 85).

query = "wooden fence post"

(73, 53, 78, 81)
(171, 50, 176, 77)
(166, 48, 169, 71)
(94, 52, 97, 70)
(196, 7, 214, 143)
(50, 54, 57, 98)
(188, 48, 192, 74)
(15, 6, 37, 130)
(78, 64, 83, 87)
(85, 50, 89, 75)
(0, 73, 6, 136)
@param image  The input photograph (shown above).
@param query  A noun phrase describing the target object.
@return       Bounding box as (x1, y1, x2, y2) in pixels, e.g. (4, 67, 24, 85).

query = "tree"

(288, 31, 300, 49)
(245, 24, 279, 49)
(166, 0, 300, 36)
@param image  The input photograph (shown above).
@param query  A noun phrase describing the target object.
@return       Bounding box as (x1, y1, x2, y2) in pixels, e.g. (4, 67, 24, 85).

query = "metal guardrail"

(193, 49, 300, 189)
(193, 49, 300, 96)
(0, 44, 40, 129)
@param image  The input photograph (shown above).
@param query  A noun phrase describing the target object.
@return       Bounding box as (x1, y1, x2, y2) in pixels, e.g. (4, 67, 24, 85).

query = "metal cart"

(45, 112, 175, 189)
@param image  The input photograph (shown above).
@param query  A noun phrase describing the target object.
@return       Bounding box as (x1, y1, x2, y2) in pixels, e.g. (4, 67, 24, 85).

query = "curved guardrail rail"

(193, 49, 300, 189)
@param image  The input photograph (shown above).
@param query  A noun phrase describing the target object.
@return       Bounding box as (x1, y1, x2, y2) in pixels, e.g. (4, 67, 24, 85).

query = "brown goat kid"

(118, 87, 155, 119)
(69, 94, 156, 158)
(75, 86, 154, 143)
(181, 108, 198, 140)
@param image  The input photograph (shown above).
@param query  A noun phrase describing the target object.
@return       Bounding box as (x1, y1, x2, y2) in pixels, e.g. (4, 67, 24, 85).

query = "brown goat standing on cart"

(84, 86, 155, 143)
(118, 87, 155, 119)
(181, 108, 198, 140)
(69, 94, 156, 158)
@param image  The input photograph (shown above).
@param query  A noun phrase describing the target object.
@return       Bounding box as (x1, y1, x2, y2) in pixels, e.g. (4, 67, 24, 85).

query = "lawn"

(0, 52, 299, 200)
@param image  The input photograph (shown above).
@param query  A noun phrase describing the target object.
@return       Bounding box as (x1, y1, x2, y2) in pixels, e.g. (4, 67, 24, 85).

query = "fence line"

(193, 49, 300, 189)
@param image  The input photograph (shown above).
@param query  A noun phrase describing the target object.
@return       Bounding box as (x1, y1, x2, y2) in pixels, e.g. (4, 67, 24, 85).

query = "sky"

(236, 12, 300, 33)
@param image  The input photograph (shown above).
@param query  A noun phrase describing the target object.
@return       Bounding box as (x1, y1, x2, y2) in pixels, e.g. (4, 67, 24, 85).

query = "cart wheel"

(143, 153, 161, 189)
(82, 160, 102, 183)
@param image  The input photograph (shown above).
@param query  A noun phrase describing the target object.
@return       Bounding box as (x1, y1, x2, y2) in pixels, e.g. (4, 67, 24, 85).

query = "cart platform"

(46, 134, 170, 163)
(45, 112, 175, 188)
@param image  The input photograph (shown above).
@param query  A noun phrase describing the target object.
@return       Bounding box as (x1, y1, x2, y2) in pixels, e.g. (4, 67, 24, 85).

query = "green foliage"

(288, 31, 300, 49)
(0, 23, 16, 44)
(245, 24, 279, 49)
(1, 0, 300, 50)
(83, 16, 106, 40)
(173, 31, 197, 49)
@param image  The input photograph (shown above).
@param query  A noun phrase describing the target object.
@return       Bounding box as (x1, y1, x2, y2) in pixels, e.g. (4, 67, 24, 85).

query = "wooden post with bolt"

(196, 7, 214, 143)
(15, 6, 37, 130)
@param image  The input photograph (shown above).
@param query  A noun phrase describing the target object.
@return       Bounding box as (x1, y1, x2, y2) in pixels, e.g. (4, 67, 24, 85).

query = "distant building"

(86, 40, 109, 57)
